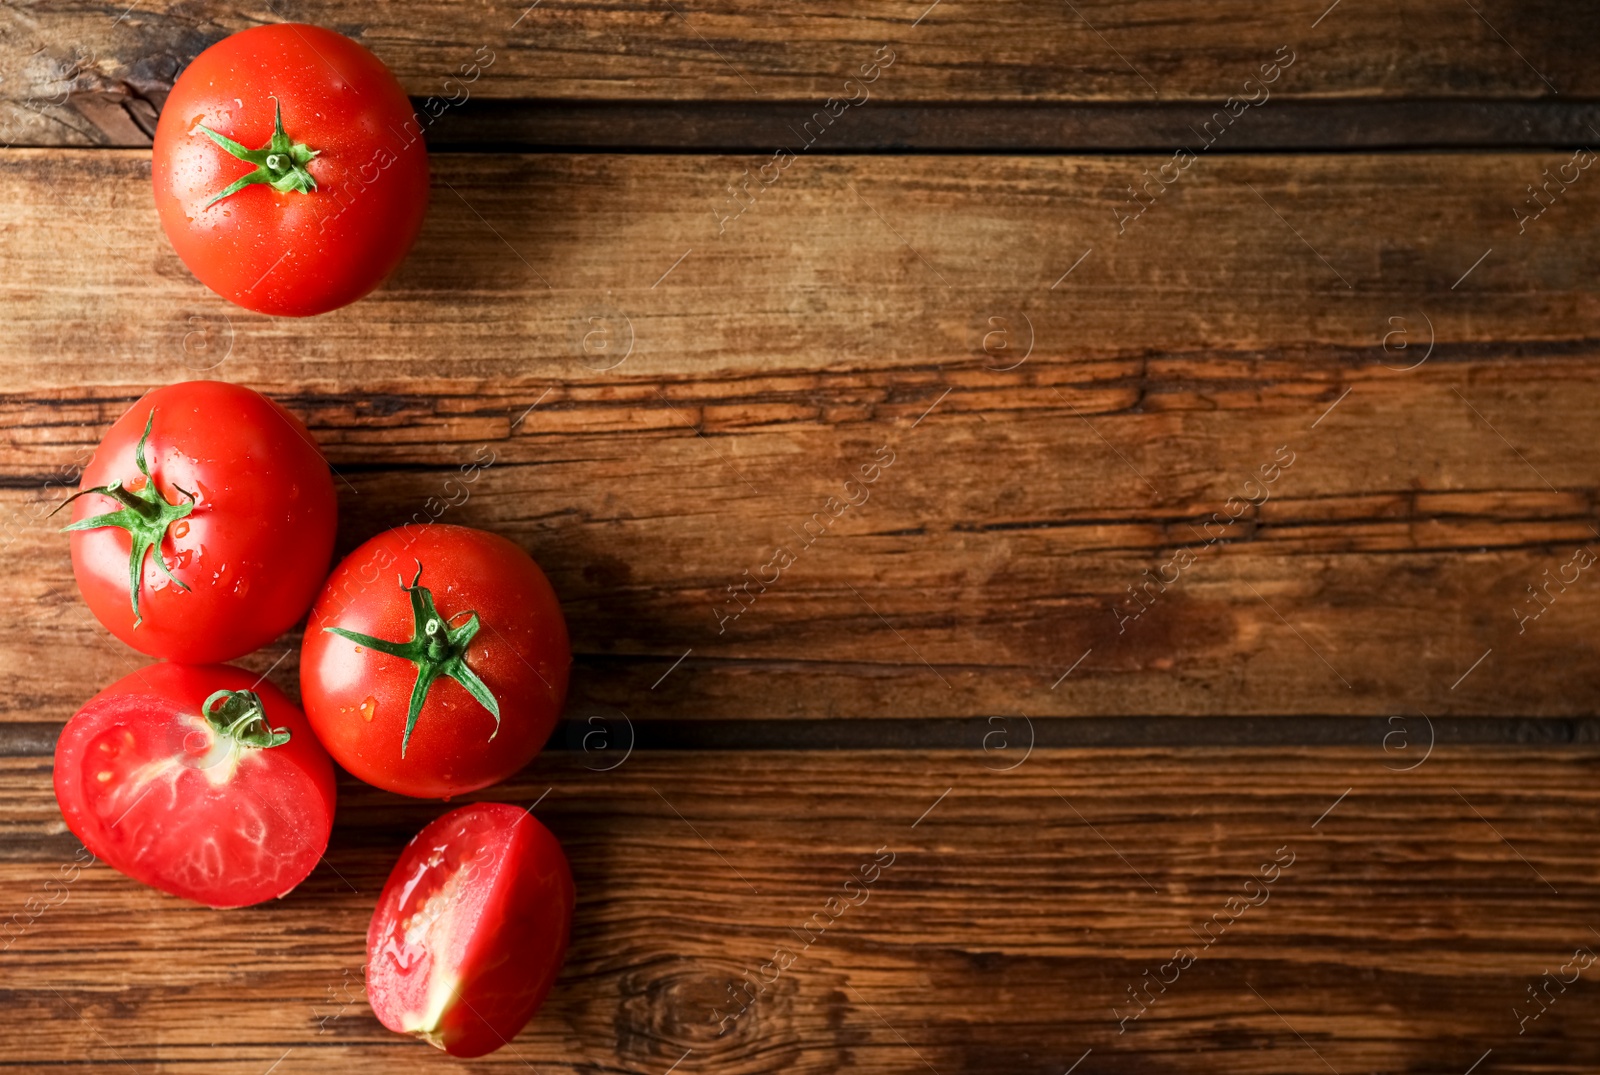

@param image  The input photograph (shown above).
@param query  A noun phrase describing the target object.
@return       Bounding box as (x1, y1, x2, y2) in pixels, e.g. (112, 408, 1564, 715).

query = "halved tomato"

(366, 802, 574, 1057)
(53, 663, 337, 908)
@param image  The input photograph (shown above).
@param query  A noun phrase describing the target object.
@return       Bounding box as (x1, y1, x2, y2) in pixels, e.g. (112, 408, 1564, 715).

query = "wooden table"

(4, 2, 1599, 1071)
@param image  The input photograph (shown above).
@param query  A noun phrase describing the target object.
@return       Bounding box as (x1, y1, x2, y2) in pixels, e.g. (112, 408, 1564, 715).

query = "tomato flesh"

(53, 664, 337, 908)
(367, 803, 574, 1057)
(68, 381, 338, 663)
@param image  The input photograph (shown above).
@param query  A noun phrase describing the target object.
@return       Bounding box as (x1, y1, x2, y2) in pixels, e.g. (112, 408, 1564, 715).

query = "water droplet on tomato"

(171, 520, 189, 539)
(360, 696, 377, 722)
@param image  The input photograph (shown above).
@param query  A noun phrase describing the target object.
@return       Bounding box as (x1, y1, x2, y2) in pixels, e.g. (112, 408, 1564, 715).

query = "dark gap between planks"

(424, 98, 1600, 153)
(2, 717, 1598, 757)
(13, 98, 1600, 153)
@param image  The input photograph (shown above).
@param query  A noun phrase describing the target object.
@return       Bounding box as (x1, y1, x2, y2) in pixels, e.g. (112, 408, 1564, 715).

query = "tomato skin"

(300, 525, 570, 799)
(68, 381, 337, 663)
(53, 663, 337, 908)
(367, 803, 574, 1057)
(152, 24, 429, 316)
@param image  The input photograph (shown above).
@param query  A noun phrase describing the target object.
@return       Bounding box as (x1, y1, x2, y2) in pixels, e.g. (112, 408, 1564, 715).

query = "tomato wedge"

(366, 803, 574, 1057)
(53, 664, 337, 908)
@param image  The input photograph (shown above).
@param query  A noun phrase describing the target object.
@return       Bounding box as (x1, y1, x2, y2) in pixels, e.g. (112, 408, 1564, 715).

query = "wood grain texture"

(3, 150, 1600, 720)
(3, 0, 1597, 146)
(1, 747, 1596, 1073)
(3, 5, 1597, 1072)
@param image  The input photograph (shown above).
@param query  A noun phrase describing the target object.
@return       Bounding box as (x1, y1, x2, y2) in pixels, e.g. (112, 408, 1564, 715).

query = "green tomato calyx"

(323, 563, 502, 759)
(196, 99, 320, 208)
(203, 689, 291, 750)
(55, 410, 195, 626)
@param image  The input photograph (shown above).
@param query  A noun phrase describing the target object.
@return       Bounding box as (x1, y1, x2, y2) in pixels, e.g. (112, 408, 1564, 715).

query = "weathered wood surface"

(3, 150, 1600, 720)
(5, 2, 1600, 1066)
(3, 0, 1597, 146)
(2, 747, 1596, 1073)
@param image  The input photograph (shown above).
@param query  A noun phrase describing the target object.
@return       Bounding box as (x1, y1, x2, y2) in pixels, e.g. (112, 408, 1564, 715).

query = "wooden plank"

(1, 747, 1597, 1072)
(6, 150, 1599, 385)
(3, 150, 1600, 719)
(3, 1, 1598, 146)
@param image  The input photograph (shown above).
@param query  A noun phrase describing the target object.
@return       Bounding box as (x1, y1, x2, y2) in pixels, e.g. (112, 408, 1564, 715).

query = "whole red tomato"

(64, 381, 338, 663)
(54, 663, 338, 908)
(300, 525, 570, 798)
(367, 803, 574, 1057)
(152, 24, 429, 316)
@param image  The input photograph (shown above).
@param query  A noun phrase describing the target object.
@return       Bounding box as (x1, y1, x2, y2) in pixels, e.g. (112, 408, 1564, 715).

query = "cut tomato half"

(52, 663, 337, 908)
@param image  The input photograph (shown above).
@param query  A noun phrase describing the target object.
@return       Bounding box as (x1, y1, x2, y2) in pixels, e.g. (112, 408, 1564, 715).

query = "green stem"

(202, 690, 291, 749)
(323, 564, 501, 758)
(55, 410, 194, 626)
(196, 99, 320, 208)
